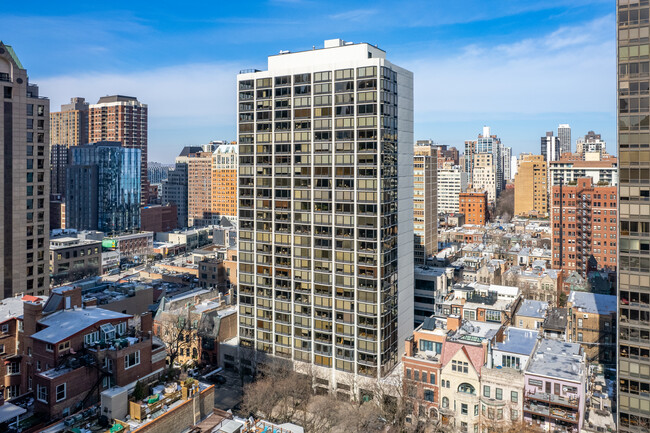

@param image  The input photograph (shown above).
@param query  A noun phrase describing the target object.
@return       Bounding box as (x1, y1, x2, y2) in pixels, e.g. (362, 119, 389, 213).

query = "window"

(58, 341, 70, 351)
(406, 368, 411, 379)
(577, 332, 583, 342)
(7, 385, 19, 399)
(422, 372, 427, 383)
(497, 408, 503, 420)
(56, 383, 66, 402)
(36, 360, 41, 371)
(424, 389, 434, 402)
(1, 323, 8, 333)
(0, 344, 4, 354)
(84, 331, 99, 346)
(461, 403, 468, 415)
(37, 385, 48, 403)
(511, 409, 519, 420)
(511, 391, 518, 403)
(452, 360, 469, 373)
(483, 385, 490, 398)
(528, 379, 543, 389)
(442, 397, 449, 408)
(495, 388, 503, 400)
(458, 383, 476, 394)
(414, 370, 420, 381)
(474, 405, 479, 416)
(45, 343, 53, 352)
(124, 350, 140, 369)
(116, 322, 127, 336)
(430, 372, 436, 384)
(8, 362, 20, 375)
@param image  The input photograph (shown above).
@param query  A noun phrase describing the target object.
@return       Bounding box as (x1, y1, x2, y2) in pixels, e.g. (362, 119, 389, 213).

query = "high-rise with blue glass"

(66, 141, 141, 234)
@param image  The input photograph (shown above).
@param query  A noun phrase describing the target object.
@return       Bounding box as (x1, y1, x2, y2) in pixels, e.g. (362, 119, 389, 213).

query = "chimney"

(482, 339, 490, 366)
(56, 286, 82, 311)
(447, 314, 461, 332)
(23, 300, 44, 337)
(405, 336, 414, 357)
(141, 311, 153, 335)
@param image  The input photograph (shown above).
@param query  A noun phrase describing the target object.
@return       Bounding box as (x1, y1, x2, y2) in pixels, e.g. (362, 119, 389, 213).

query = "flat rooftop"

(526, 339, 584, 382)
(517, 299, 549, 319)
(568, 291, 616, 316)
(494, 327, 539, 356)
(32, 307, 131, 344)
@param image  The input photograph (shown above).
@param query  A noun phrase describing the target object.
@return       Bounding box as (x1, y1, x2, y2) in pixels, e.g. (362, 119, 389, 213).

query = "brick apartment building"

(3, 286, 165, 418)
(0, 295, 47, 400)
(459, 190, 489, 225)
(551, 177, 617, 277)
(141, 204, 178, 233)
(568, 291, 616, 365)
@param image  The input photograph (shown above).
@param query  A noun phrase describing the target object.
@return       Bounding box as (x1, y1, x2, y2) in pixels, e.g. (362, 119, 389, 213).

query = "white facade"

(549, 159, 619, 187)
(236, 39, 414, 382)
(558, 123, 571, 155)
(438, 162, 468, 213)
(472, 153, 497, 203)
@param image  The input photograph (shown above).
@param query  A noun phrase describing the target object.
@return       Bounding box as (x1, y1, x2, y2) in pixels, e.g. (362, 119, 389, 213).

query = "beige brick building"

(414, 143, 437, 264)
(0, 42, 50, 298)
(514, 154, 548, 217)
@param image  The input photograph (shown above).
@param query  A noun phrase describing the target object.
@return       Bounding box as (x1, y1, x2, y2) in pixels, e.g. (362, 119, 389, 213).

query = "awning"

(0, 402, 27, 424)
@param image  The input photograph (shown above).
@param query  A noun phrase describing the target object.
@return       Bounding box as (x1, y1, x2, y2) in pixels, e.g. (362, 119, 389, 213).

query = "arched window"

(442, 397, 449, 408)
(458, 383, 476, 394)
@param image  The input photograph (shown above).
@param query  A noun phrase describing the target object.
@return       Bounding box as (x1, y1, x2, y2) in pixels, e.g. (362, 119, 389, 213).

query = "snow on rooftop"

(0, 295, 47, 323)
(32, 307, 131, 344)
(568, 291, 616, 315)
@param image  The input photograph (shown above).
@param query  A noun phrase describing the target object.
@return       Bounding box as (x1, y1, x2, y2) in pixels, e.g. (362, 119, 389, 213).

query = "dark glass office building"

(66, 141, 141, 234)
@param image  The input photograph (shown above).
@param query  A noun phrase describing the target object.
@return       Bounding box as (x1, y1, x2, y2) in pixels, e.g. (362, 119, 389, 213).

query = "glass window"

(483, 385, 490, 398)
(496, 388, 503, 400)
(511, 391, 518, 403)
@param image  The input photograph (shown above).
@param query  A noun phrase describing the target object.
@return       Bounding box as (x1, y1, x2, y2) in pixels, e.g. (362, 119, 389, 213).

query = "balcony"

(524, 401, 578, 424)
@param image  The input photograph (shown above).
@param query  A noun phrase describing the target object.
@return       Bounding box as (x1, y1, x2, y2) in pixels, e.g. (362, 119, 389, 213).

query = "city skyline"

(3, 0, 614, 162)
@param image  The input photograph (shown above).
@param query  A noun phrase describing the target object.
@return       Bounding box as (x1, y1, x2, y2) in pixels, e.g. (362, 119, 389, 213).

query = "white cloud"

(33, 14, 615, 161)
(403, 15, 615, 121)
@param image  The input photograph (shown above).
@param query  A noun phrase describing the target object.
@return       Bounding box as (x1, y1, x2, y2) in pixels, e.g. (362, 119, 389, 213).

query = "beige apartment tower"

(50, 97, 89, 147)
(237, 39, 414, 384)
(617, 1, 650, 431)
(211, 143, 238, 225)
(0, 42, 50, 298)
(413, 143, 437, 264)
(88, 95, 148, 204)
(514, 154, 548, 217)
(187, 151, 213, 227)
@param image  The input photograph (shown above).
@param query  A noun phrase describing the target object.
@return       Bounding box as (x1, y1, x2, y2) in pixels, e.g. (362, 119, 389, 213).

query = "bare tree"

(155, 308, 192, 370)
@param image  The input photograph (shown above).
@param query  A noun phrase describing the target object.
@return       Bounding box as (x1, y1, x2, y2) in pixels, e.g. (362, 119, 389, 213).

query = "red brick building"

(141, 204, 178, 233)
(551, 177, 617, 277)
(5, 286, 165, 419)
(459, 191, 489, 225)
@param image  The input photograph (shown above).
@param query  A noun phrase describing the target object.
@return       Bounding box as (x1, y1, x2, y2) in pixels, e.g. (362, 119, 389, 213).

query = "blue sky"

(2, 0, 615, 162)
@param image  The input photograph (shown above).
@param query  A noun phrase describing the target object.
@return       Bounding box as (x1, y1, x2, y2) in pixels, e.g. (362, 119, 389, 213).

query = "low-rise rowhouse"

(567, 291, 616, 365)
(0, 294, 48, 401)
(49, 234, 103, 285)
(523, 339, 586, 432)
(513, 299, 549, 330)
(103, 231, 154, 263)
(21, 285, 166, 419)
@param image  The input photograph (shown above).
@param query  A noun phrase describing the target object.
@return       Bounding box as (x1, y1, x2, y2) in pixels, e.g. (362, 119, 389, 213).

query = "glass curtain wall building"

(66, 141, 141, 234)
(618, 1, 650, 431)
(236, 39, 414, 383)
